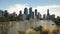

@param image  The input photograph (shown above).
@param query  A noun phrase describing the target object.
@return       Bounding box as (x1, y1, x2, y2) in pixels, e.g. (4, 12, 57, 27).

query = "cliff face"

(25, 25, 57, 34)
(7, 20, 56, 34)
(25, 28, 40, 34)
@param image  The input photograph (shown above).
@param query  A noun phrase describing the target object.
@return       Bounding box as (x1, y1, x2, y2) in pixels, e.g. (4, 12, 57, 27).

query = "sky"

(0, 0, 60, 17)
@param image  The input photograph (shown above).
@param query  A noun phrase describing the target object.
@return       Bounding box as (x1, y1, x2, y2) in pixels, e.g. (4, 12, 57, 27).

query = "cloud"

(5, 4, 60, 17)
(5, 4, 30, 14)
(33, 5, 60, 17)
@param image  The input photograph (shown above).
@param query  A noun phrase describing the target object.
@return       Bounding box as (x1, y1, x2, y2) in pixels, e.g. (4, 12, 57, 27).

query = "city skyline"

(0, 0, 60, 17)
(0, 7, 59, 18)
(0, 8, 55, 20)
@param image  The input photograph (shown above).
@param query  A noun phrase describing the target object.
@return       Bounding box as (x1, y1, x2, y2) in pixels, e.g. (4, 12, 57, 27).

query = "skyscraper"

(46, 9, 50, 20)
(0, 10, 4, 17)
(43, 14, 46, 20)
(19, 10, 22, 15)
(29, 7, 32, 19)
(37, 12, 41, 19)
(29, 7, 32, 14)
(32, 12, 34, 19)
(47, 9, 50, 16)
(38, 12, 40, 18)
(35, 9, 37, 16)
(24, 7, 28, 17)
(18, 10, 22, 20)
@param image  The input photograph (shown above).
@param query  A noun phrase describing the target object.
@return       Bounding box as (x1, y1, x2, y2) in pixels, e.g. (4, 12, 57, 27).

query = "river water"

(8, 20, 56, 34)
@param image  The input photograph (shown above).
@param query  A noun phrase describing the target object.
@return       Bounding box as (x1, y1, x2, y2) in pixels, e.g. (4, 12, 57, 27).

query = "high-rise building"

(24, 7, 28, 17)
(19, 10, 22, 15)
(38, 12, 40, 18)
(46, 9, 50, 20)
(29, 7, 32, 14)
(18, 10, 22, 20)
(29, 7, 32, 19)
(37, 12, 42, 19)
(35, 9, 37, 16)
(39, 13, 42, 19)
(0, 10, 4, 17)
(32, 12, 34, 19)
(47, 9, 50, 16)
(43, 14, 46, 20)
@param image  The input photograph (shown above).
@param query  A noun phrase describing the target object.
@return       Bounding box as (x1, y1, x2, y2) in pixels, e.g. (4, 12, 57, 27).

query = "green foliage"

(0, 17, 21, 22)
(0, 17, 10, 22)
(18, 31, 25, 34)
(53, 18, 60, 26)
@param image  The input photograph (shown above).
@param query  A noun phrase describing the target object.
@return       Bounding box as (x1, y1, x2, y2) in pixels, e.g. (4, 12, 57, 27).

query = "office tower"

(35, 9, 37, 16)
(18, 10, 22, 20)
(32, 12, 34, 19)
(24, 7, 28, 17)
(46, 9, 50, 20)
(29, 7, 32, 14)
(37, 12, 42, 19)
(29, 7, 32, 19)
(19, 10, 22, 15)
(39, 13, 42, 19)
(36, 12, 39, 19)
(0, 10, 4, 17)
(47, 9, 50, 16)
(38, 12, 40, 18)
(43, 14, 46, 20)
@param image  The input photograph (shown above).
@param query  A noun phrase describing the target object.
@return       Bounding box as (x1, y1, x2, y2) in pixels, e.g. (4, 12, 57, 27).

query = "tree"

(4, 10, 9, 17)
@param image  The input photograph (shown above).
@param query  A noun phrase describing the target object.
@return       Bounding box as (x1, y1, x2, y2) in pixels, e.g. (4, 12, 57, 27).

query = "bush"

(0, 17, 20, 22)
(53, 18, 60, 26)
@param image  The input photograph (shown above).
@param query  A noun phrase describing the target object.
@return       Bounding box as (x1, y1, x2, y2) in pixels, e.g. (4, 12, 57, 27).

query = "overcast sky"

(0, 0, 60, 17)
